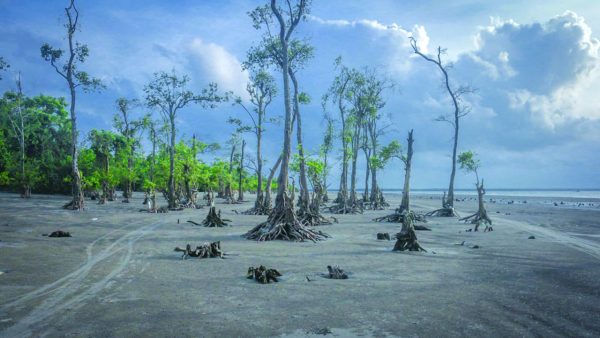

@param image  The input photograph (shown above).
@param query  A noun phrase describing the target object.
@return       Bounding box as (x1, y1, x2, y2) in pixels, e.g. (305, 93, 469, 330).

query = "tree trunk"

(400, 130, 414, 212)
(363, 148, 370, 202)
(264, 155, 282, 210)
(238, 139, 245, 201)
(446, 114, 459, 208)
(256, 117, 263, 205)
(289, 70, 309, 212)
(167, 115, 176, 208)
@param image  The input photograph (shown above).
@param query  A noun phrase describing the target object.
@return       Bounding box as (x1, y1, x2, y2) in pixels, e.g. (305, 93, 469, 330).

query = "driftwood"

(247, 265, 281, 284)
(46, 230, 72, 237)
(174, 241, 224, 259)
(201, 207, 231, 227)
(326, 265, 348, 279)
(244, 193, 328, 242)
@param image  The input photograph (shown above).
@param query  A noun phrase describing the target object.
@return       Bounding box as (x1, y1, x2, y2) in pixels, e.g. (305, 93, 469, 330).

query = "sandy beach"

(1, 192, 599, 337)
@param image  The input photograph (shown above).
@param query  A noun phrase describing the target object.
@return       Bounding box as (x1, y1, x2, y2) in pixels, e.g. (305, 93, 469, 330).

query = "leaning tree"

(144, 70, 224, 209)
(41, 0, 103, 210)
(232, 69, 277, 214)
(457, 151, 492, 231)
(244, 0, 326, 241)
(410, 37, 474, 217)
(320, 114, 335, 202)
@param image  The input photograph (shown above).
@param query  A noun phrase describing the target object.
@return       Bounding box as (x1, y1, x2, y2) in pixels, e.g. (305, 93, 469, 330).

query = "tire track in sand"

(1, 221, 162, 337)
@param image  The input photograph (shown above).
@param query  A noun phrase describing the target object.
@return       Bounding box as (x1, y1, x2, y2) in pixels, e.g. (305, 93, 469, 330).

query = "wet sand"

(1, 192, 599, 337)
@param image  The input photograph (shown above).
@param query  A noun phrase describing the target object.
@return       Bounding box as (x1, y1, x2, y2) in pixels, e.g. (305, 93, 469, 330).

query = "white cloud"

(309, 15, 430, 73)
(188, 38, 249, 101)
(459, 11, 600, 129)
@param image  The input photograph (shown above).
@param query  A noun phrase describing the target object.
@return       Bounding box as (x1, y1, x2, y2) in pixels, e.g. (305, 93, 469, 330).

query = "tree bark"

(167, 114, 176, 208)
(400, 130, 414, 212)
(238, 139, 245, 201)
(289, 70, 309, 212)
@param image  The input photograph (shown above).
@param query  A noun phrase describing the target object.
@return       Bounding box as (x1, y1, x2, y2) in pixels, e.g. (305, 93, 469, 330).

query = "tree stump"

(392, 212, 426, 252)
(200, 207, 231, 227)
(326, 265, 348, 279)
(247, 265, 281, 284)
(174, 241, 224, 259)
(47, 230, 71, 237)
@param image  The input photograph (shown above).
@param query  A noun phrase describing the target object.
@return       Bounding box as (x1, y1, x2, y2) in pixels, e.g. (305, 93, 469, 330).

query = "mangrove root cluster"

(201, 207, 231, 227)
(174, 241, 224, 259)
(244, 194, 328, 242)
(247, 265, 281, 284)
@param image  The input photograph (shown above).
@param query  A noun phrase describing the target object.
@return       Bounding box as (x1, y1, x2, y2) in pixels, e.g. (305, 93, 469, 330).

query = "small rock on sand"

(528, 235, 536, 239)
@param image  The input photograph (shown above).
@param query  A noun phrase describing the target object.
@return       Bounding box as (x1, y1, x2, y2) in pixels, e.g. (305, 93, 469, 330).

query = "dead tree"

(393, 212, 426, 252)
(326, 265, 348, 279)
(410, 37, 475, 217)
(174, 241, 224, 259)
(244, 0, 328, 241)
(41, 0, 103, 210)
(457, 151, 492, 231)
(247, 265, 282, 284)
(199, 207, 231, 227)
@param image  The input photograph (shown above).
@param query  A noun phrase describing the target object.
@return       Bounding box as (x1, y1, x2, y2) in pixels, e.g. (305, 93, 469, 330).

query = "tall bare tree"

(245, 0, 326, 241)
(144, 70, 223, 209)
(410, 37, 474, 217)
(41, 0, 103, 210)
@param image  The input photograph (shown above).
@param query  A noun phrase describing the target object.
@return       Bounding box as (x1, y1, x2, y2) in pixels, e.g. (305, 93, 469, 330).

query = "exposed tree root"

(247, 265, 281, 284)
(174, 241, 224, 259)
(297, 209, 335, 226)
(366, 190, 389, 210)
(244, 194, 328, 242)
(460, 211, 492, 232)
(200, 207, 231, 227)
(374, 207, 428, 224)
(327, 199, 364, 214)
(392, 212, 426, 252)
(425, 207, 459, 217)
(242, 197, 271, 215)
(326, 265, 348, 279)
(45, 230, 71, 237)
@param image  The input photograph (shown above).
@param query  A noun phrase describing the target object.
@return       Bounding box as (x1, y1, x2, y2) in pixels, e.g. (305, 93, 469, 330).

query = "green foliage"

(0, 93, 71, 193)
(458, 150, 480, 173)
(0, 57, 8, 80)
(372, 140, 402, 169)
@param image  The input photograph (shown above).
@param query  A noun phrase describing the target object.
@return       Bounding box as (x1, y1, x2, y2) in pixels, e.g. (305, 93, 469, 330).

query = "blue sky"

(1, 0, 599, 189)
